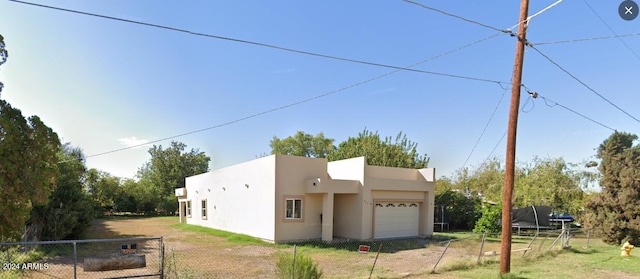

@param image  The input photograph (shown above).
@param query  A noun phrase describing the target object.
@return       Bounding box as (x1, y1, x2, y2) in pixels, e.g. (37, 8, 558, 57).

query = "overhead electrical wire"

(582, 0, 640, 60)
(404, 0, 564, 36)
(7, 0, 502, 84)
(78, 33, 509, 160)
(528, 46, 640, 124)
(520, 85, 616, 131)
(474, 93, 534, 170)
(533, 33, 640, 46)
(461, 87, 508, 169)
(402, 0, 510, 34)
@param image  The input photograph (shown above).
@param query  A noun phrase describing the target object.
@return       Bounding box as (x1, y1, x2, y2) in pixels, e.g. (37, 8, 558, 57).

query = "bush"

(275, 252, 323, 279)
(435, 190, 482, 230)
(473, 203, 502, 235)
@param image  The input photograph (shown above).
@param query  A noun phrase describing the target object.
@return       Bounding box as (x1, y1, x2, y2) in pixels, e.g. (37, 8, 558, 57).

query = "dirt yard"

(9, 217, 580, 279)
(80, 217, 485, 278)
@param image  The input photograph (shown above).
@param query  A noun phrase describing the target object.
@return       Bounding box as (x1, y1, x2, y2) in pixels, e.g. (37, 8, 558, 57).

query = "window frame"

(201, 199, 207, 220)
(186, 200, 192, 218)
(283, 196, 304, 222)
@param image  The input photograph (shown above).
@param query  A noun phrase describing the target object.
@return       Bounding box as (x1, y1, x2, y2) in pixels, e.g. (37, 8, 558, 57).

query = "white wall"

(184, 155, 277, 241)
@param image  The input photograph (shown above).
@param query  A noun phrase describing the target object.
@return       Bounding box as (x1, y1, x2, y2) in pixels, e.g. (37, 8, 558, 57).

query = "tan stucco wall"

(274, 155, 329, 242)
(333, 193, 361, 238)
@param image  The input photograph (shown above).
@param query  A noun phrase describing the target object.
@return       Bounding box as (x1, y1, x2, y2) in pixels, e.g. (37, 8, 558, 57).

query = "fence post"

(368, 243, 383, 279)
(291, 244, 297, 279)
(476, 233, 486, 263)
(431, 240, 451, 274)
(73, 241, 77, 279)
(548, 231, 564, 252)
(160, 240, 165, 279)
(522, 234, 537, 257)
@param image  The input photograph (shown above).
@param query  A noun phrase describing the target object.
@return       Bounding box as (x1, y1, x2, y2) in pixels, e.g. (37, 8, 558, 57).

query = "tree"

(328, 129, 429, 168)
(434, 190, 481, 230)
(86, 169, 122, 216)
(113, 179, 141, 213)
(25, 144, 94, 241)
(444, 157, 584, 217)
(270, 131, 336, 158)
(0, 34, 7, 93)
(0, 100, 60, 241)
(137, 141, 210, 215)
(515, 157, 584, 216)
(473, 203, 502, 235)
(584, 131, 640, 245)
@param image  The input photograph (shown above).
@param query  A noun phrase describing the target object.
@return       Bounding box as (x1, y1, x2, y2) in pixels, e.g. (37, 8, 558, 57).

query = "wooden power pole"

(500, 0, 530, 275)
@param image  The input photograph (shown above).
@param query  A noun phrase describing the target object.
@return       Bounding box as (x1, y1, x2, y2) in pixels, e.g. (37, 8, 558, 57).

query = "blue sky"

(1, 0, 638, 179)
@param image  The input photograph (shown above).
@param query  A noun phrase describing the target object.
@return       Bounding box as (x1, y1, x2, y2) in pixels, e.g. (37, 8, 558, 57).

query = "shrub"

(275, 252, 323, 279)
(473, 203, 502, 235)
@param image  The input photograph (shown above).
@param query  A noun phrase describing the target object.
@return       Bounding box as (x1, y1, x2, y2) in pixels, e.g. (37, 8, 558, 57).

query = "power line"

(529, 45, 640, 124)
(402, 0, 510, 34)
(533, 33, 640, 46)
(462, 87, 508, 168)
(7, 0, 503, 84)
(582, 0, 640, 60)
(404, 0, 564, 37)
(521, 86, 616, 131)
(480, 131, 508, 168)
(79, 33, 509, 160)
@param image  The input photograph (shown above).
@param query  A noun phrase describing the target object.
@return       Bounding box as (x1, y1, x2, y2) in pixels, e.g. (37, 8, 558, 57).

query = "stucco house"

(175, 155, 436, 243)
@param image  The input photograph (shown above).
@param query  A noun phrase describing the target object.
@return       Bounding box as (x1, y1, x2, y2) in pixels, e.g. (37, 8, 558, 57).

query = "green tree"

(0, 34, 8, 93)
(25, 144, 94, 241)
(434, 190, 481, 230)
(515, 157, 584, 216)
(86, 169, 122, 216)
(137, 141, 210, 215)
(473, 203, 502, 235)
(0, 100, 60, 241)
(270, 131, 335, 158)
(328, 129, 429, 168)
(113, 179, 140, 213)
(584, 131, 640, 245)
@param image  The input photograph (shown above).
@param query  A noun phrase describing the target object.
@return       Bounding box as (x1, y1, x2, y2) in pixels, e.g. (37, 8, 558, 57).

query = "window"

(186, 200, 192, 218)
(285, 198, 302, 219)
(201, 199, 207, 220)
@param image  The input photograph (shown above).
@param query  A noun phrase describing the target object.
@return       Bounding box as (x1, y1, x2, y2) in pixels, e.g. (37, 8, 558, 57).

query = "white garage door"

(374, 202, 420, 239)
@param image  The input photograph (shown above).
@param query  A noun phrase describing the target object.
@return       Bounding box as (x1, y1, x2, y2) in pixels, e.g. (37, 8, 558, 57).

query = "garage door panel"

(374, 202, 420, 239)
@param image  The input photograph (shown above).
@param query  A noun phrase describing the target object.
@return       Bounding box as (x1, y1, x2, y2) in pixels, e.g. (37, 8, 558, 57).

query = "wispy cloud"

(118, 137, 151, 148)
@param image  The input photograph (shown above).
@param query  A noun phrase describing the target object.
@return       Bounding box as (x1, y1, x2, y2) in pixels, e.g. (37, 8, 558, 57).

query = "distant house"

(174, 155, 436, 243)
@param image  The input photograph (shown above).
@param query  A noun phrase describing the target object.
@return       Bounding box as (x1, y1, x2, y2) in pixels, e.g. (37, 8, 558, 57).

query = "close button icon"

(620, 0, 639, 20)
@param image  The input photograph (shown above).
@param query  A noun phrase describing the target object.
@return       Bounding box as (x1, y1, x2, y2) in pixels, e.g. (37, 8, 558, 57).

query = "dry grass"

(5, 217, 638, 279)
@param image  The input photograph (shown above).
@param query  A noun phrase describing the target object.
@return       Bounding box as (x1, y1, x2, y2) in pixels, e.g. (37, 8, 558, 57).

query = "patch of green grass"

(172, 223, 269, 245)
(429, 237, 640, 279)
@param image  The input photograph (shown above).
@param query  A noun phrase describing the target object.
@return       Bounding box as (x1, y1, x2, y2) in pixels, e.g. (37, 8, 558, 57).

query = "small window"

(201, 199, 207, 220)
(186, 200, 192, 218)
(398, 203, 407, 207)
(386, 203, 396, 207)
(285, 198, 302, 219)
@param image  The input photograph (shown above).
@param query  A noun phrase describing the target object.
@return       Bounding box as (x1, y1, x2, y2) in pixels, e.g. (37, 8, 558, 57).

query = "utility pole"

(500, 0, 530, 275)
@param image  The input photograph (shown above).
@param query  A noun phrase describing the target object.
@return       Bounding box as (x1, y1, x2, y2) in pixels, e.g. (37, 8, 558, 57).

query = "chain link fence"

(1, 237, 162, 279)
(1, 229, 581, 278)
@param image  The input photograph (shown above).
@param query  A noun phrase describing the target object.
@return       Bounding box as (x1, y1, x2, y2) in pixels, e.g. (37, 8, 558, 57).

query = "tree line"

(1, 33, 638, 245)
(0, 103, 210, 242)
